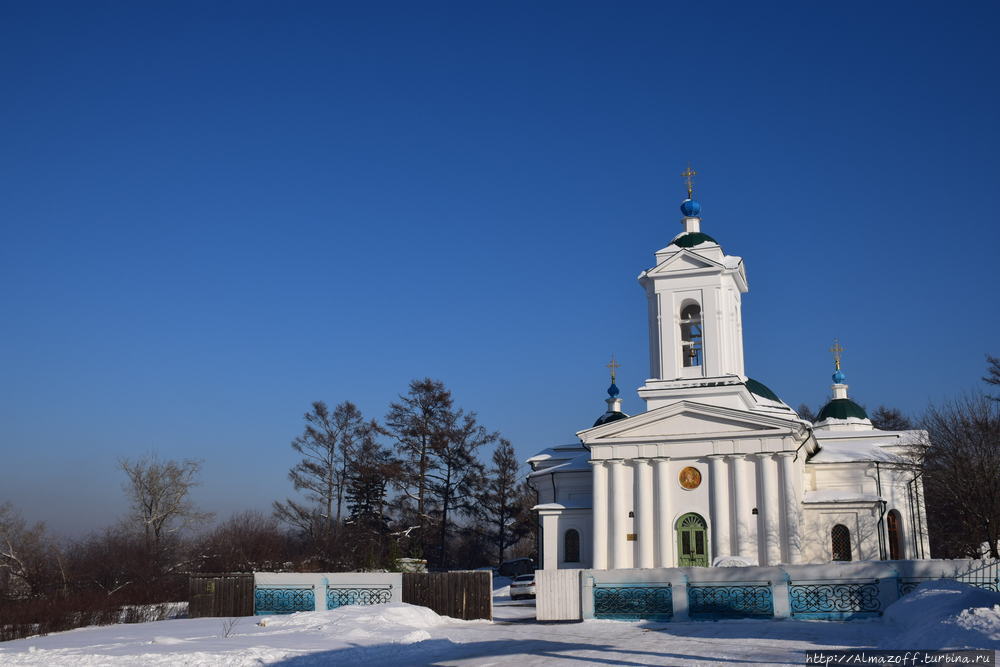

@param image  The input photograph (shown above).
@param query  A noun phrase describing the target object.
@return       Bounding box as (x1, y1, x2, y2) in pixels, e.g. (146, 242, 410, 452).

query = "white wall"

(530, 560, 979, 621)
(535, 569, 583, 621)
(253, 572, 402, 611)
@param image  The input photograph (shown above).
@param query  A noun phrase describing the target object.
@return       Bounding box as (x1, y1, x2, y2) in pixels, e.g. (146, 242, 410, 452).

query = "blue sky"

(2, 1, 998, 536)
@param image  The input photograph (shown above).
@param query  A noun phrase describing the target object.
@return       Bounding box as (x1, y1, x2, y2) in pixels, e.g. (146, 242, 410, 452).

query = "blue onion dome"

(680, 198, 702, 217)
(832, 369, 846, 384)
(607, 382, 620, 398)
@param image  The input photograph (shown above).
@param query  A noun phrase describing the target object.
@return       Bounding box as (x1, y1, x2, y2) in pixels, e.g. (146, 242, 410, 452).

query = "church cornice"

(640, 249, 748, 293)
(577, 399, 812, 446)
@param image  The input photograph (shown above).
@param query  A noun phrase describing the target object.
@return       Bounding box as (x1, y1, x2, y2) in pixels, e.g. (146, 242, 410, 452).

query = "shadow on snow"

(271, 636, 791, 666)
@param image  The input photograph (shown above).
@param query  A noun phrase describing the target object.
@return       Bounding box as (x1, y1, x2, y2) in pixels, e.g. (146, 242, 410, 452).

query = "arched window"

(887, 510, 903, 560)
(831, 524, 852, 561)
(680, 303, 703, 367)
(564, 529, 580, 563)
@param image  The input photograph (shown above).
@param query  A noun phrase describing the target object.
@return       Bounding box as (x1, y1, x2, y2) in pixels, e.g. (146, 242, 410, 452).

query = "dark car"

(498, 557, 535, 578)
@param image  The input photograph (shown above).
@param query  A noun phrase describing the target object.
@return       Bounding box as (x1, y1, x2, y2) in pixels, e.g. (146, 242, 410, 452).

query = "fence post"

(581, 574, 595, 620)
(876, 577, 897, 614)
(315, 576, 328, 611)
(772, 572, 790, 619)
(672, 573, 689, 621)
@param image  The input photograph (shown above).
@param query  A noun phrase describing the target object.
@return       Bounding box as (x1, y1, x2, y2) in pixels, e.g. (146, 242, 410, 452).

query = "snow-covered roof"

(803, 489, 882, 504)
(531, 501, 592, 511)
(527, 453, 591, 478)
(525, 444, 585, 464)
(816, 429, 925, 444)
(808, 441, 900, 463)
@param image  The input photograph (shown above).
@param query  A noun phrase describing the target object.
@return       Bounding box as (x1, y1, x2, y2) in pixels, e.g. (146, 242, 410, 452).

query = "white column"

(777, 452, 802, 563)
(609, 459, 628, 569)
(591, 460, 609, 570)
(708, 455, 731, 561)
(654, 457, 673, 567)
(756, 453, 781, 566)
(729, 454, 754, 561)
(634, 459, 655, 569)
(541, 512, 559, 570)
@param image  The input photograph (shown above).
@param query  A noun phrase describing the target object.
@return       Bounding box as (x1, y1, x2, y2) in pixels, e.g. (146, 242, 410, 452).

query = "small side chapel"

(528, 169, 930, 571)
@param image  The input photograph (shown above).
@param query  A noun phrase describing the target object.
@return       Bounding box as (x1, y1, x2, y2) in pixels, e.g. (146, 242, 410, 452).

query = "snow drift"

(882, 580, 1000, 650)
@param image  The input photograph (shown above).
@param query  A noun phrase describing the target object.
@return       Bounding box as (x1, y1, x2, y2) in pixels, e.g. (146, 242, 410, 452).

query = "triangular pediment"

(578, 400, 799, 444)
(646, 249, 723, 276)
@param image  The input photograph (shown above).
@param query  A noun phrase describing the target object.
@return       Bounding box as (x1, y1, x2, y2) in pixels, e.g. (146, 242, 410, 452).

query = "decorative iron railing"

(593, 583, 673, 620)
(326, 585, 393, 609)
(254, 586, 316, 615)
(687, 583, 774, 619)
(788, 580, 881, 618)
(956, 559, 1000, 592)
(898, 560, 1000, 597)
(582, 560, 1000, 622)
(897, 578, 927, 597)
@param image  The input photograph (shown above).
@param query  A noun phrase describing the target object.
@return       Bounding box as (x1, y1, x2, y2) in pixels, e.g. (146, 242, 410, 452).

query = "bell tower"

(637, 167, 749, 408)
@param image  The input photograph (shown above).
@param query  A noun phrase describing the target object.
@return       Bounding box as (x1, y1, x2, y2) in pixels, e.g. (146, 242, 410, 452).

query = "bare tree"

(193, 511, 290, 573)
(796, 403, 817, 423)
(67, 526, 147, 598)
(273, 401, 368, 540)
(119, 455, 211, 553)
(919, 394, 1000, 558)
(0, 502, 59, 598)
(871, 405, 913, 431)
(986, 354, 1000, 399)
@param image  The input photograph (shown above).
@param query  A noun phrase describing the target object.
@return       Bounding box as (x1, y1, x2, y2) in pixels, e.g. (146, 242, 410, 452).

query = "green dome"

(671, 232, 718, 248)
(746, 378, 782, 402)
(817, 398, 868, 422)
(593, 411, 628, 427)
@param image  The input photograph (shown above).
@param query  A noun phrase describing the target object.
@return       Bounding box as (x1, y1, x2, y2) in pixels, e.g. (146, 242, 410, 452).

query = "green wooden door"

(676, 513, 709, 567)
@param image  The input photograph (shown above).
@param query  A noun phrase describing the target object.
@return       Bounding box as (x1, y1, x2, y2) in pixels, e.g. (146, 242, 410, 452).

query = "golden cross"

(681, 164, 697, 199)
(830, 339, 844, 371)
(606, 354, 621, 383)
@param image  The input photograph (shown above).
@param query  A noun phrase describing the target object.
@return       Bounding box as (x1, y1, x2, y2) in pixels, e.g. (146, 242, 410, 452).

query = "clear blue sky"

(2, 1, 998, 536)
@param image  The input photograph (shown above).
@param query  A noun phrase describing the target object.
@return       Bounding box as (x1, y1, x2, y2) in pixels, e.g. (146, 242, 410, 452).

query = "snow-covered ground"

(1, 581, 997, 665)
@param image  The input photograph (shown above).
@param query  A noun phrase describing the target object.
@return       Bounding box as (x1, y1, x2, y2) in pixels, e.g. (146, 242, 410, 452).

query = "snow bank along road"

(1, 581, 998, 666)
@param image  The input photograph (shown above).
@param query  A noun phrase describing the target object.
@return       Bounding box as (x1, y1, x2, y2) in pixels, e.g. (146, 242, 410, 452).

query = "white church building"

(528, 174, 930, 571)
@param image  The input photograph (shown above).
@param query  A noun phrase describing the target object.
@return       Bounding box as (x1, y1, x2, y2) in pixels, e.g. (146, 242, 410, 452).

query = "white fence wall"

(536, 559, 984, 622)
(535, 569, 583, 621)
(253, 572, 402, 612)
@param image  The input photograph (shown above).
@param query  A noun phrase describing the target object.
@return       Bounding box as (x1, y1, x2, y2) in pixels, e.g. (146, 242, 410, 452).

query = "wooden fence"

(402, 571, 492, 621)
(188, 573, 254, 618)
(188, 571, 492, 621)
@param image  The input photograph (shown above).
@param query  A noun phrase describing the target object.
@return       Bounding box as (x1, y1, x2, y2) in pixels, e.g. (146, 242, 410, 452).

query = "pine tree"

(385, 379, 453, 548)
(346, 422, 395, 531)
(426, 411, 494, 568)
(478, 439, 523, 566)
(345, 421, 398, 568)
